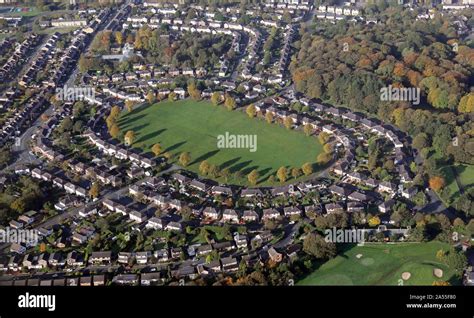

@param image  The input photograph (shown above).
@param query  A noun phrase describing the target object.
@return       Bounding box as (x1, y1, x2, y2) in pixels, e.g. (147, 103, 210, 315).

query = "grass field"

(118, 100, 323, 185)
(439, 164, 474, 203)
(297, 242, 460, 286)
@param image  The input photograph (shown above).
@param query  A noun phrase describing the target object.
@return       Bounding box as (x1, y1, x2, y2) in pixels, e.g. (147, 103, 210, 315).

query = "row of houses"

(0, 33, 39, 82)
(84, 129, 157, 169)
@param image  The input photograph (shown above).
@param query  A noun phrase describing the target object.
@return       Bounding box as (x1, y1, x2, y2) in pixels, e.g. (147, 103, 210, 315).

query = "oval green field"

(118, 100, 323, 185)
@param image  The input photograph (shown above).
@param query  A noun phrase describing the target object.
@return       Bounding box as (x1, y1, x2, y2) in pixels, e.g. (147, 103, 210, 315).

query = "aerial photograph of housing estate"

(0, 0, 473, 314)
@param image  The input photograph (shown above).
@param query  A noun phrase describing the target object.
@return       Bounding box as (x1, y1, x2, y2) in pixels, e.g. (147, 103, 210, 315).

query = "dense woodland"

(290, 7, 474, 215)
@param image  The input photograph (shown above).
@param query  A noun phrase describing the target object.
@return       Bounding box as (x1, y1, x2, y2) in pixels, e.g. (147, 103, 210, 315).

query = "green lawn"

(118, 100, 323, 185)
(297, 242, 460, 286)
(439, 163, 474, 203)
(454, 164, 474, 189)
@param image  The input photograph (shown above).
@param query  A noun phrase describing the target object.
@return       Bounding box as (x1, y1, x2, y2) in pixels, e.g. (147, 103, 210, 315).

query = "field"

(118, 100, 323, 185)
(297, 242, 460, 286)
(440, 164, 474, 203)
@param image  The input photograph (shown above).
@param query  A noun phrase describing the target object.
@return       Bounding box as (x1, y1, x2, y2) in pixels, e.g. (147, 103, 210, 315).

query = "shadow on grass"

(135, 129, 167, 144)
(229, 160, 252, 173)
(220, 157, 241, 170)
(118, 113, 147, 127)
(163, 141, 187, 153)
(190, 150, 220, 166)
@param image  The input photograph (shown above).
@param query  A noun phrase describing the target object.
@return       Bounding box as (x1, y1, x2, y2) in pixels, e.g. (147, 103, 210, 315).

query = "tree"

(151, 143, 162, 156)
(109, 124, 120, 139)
(316, 152, 332, 165)
(302, 163, 313, 176)
(115, 31, 123, 45)
(225, 95, 236, 111)
(199, 160, 210, 175)
(277, 167, 287, 183)
(291, 168, 302, 179)
(179, 152, 191, 167)
(211, 92, 221, 106)
(318, 132, 330, 144)
(246, 104, 256, 118)
(168, 92, 176, 101)
(303, 232, 336, 259)
(284, 117, 293, 129)
(89, 182, 100, 199)
(248, 169, 259, 186)
(323, 143, 333, 154)
(429, 176, 445, 192)
(187, 83, 201, 100)
(265, 111, 274, 124)
(110, 105, 121, 119)
(368, 216, 381, 227)
(146, 91, 156, 104)
(125, 100, 135, 112)
(303, 124, 313, 136)
(124, 130, 135, 146)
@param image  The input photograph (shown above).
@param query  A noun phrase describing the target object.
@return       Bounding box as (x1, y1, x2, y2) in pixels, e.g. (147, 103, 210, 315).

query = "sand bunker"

(356, 254, 363, 259)
(401, 272, 411, 280)
(433, 268, 443, 278)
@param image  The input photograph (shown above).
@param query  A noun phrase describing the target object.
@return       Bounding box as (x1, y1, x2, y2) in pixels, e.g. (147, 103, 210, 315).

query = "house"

(10, 243, 26, 254)
(234, 234, 248, 249)
(268, 247, 283, 263)
(89, 251, 112, 265)
(378, 199, 396, 213)
(135, 251, 150, 265)
(402, 187, 418, 199)
(378, 181, 396, 194)
(165, 221, 182, 232)
(222, 209, 239, 223)
(240, 188, 264, 197)
(347, 202, 365, 212)
(284, 206, 302, 217)
(242, 210, 259, 222)
(146, 217, 164, 230)
(93, 275, 106, 286)
(189, 179, 208, 192)
(112, 274, 139, 286)
(221, 257, 239, 272)
(262, 208, 280, 221)
(203, 207, 220, 220)
(154, 249, 169, 262)
(211, 186, 233, 196)
(66, 251, 84, 267)
(197, 244, 213, 256)
(129, 210, 147, 223)
(325, 203, 344, 214)
(141, 272, 163, 286)
(118, 252, 134, 264)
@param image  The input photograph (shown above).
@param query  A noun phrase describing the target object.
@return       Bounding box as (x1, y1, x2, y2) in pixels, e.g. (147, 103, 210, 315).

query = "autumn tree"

(89, 182, 100, 199)
(284, 117, 293, 129)
(303, 124, 313, 136)
(246, 104, 256, 118)
(291, 168, 302, 179)
(109, 124, 120, 139)
(179, 152, 191, 167)
(124, 130, 135, 146)
(151, 143, 162, 156)
(429, 176, 445, 192)
(125, 100, 135, 112)
(224, 95, 236, 111)
(248, 169, 259, 186)
(187, 83, 202, 100)
(199, 160, 210, 175)
(211, 92, 221, 105)
(277, 167, 287, 183)
(302, 162, 313, 176)
(265, 111, 273, 124)
(146, 91, 156, 104)
(318, 132, 330, 144)
(317, 152, 332, 165)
